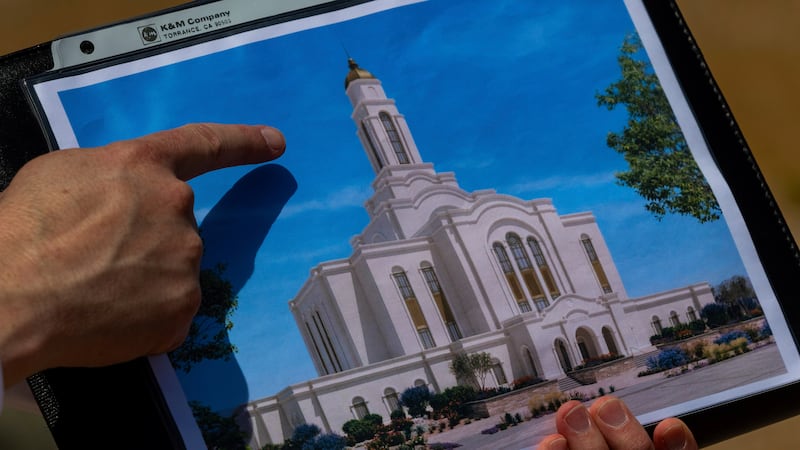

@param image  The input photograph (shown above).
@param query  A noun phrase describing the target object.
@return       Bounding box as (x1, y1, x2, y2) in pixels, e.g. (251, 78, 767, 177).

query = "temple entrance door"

(556, 340, 572, 372)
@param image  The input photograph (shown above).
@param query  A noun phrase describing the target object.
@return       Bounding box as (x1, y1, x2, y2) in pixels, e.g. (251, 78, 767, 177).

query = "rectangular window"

(418, 327, 436, 349)
(394, 271, 415, 299)
(529, 239, 561, 298)
(446, 321, 462, 342)
(385, 393, 400, 413)
(582, 238, 612, 294)
(518, 300, 533, 313)
(422, 267, 461, 341)
(306, 321, 329, 375)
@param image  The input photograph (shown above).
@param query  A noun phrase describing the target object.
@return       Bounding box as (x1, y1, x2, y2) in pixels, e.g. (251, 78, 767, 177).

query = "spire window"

(379, 111, 410, 164)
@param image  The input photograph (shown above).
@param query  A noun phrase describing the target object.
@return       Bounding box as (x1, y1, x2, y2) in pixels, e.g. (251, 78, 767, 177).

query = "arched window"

(527, 237, 561, 299)
(383, 388, 400, 414)
(581, 235, 612, 293)
(507, 233, 547, 311)
(414, 379, 427, 387)
(392, 269, 435, 349)
(420, 264, 461, 341)
(493, 242, 529, 312)
(669, 311, 681, 327)
(687, 306, 697, 322)
(361, 121, 383, 170)
(523, 346, 539, 377)
(652, 316, 663, 335)
(379, 111, 410, 164)
(491, 358, 508, 385)
(352, 396, 369, 420)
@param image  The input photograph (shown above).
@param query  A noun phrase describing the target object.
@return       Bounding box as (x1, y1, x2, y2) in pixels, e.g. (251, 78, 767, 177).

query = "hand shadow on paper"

(170, 163, 297, 446)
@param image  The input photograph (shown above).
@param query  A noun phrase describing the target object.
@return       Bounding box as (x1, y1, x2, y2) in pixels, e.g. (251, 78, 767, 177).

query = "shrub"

(598, 387, 606, 397)
(301, 433, 347, 450)
(342, 419, 377, 444)
(429, 443, 462, 450)
(291, 423, 322, 445)
(529, 392, 568, 416)
(481, 425, 499, 435)
(744, 327, 760, 343)
(687, 341, 706, 360)
(430, 385, 477, 418)
(568, 391, 587, 402)
(646, 347, 688, 371)
(399, 385, 432, 418)
(688, 319, 706, 334)
(701, 303, 730, 328)
(703, 343, 733, 363)
(731, 337, 749, 354)
(390, 409, 406, 421)
(761, 322, 773, 338)
(511, 375, 543, 390)
(362, 413, 384, 427)
(714, 330, 749, 345)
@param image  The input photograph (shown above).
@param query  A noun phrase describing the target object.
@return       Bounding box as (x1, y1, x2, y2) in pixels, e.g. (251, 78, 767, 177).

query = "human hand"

(538, 396, 697, 450)
(0, 123, 285, 388)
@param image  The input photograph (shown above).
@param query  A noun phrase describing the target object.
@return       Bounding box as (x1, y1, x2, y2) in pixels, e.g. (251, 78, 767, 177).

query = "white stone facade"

(241, 61, 714, 446)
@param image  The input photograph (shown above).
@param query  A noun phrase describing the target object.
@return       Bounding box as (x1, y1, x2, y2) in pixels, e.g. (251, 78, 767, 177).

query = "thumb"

(126, 123, 286, 180)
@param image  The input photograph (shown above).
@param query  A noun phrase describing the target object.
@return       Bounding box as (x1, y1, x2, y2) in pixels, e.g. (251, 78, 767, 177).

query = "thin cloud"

(262, 243, 350, 265)
(281, 185, 371, 218)
(507, 171, 617, 195)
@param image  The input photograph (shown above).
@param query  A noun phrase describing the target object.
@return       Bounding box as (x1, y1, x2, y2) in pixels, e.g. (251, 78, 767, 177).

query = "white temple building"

(241, 59, 714, 446)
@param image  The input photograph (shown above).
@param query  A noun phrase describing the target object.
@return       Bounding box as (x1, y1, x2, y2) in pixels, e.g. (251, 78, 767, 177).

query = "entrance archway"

(575, 327, 599, 362)
(602, 326, 619, 355)
(555, 339, 572, 372)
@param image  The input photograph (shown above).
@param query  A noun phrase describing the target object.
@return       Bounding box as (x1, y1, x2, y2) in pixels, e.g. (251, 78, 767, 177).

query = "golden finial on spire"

(345, 58, 375, 89)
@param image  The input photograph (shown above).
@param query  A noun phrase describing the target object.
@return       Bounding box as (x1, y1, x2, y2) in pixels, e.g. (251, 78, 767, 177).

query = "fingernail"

(596, 398, 629, 429)
(564, 404, 591, 433)
(659, 423, 688, 450)
(547, 437, 568, 450)
(261, 127, 286, 154)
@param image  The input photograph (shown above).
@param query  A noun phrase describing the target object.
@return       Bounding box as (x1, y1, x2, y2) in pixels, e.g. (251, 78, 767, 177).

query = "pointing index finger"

(132, 123, 286, 180)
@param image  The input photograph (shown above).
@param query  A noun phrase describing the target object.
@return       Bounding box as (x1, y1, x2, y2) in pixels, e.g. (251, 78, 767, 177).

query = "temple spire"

(344, 58, 423, 175)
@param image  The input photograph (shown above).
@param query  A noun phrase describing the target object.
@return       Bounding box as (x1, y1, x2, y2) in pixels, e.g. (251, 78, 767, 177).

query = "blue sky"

(53, 0, 747, 411)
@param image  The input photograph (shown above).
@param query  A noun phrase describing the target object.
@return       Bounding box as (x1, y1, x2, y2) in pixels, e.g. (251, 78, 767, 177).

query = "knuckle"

(187, 123, 224, 163)
(164, 180, 196, 213)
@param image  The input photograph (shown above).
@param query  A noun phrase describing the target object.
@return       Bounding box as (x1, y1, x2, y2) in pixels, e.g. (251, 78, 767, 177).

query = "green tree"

(189, 401, 246, 450)
(170, 263, 238, 372)
(597, 34, 720, 223)
(713, 275, 758, 319)
(449, 352, 495, 391)
(701, 302, 729, 328)
(713, 275, 756, 304)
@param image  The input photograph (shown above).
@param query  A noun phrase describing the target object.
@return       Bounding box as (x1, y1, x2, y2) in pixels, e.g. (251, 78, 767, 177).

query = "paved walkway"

(427, 344, 784, 450)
